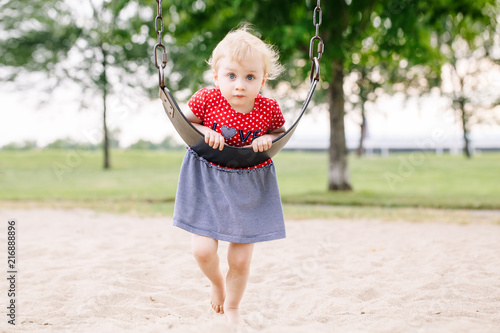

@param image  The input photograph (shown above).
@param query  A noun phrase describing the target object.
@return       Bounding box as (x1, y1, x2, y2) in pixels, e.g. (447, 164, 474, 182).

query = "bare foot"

(210, 283, 225, 314)
(224, 305, 246, 327)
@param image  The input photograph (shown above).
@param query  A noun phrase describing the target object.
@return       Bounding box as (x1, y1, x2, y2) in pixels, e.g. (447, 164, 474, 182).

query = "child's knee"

(192, 245, 217, 264)
(228, 253, 252, 272)
(191, 235, 218, 263)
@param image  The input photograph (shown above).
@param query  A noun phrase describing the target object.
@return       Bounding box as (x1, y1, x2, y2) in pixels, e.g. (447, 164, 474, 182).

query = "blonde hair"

(208, 25, 285, 80)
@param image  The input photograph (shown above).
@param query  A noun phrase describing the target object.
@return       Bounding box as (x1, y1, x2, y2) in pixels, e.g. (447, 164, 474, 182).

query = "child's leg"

(224, 242, 255, 325)
(191, 234, 225, 313)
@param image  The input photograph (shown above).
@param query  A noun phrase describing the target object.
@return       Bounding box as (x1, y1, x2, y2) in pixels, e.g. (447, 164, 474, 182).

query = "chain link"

(309, 0, 324, 63)
(308, 0, 323, 82)
(155, 0, 163, 44)
(154, 0, 167, 88)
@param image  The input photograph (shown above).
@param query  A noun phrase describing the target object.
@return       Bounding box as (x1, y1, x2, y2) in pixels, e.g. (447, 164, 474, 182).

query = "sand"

(0, 208, 499, 332)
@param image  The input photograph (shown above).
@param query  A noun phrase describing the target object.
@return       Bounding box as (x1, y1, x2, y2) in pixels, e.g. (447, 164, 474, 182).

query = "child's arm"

(251, 126, 286, 153)
(185, 109, 226, 151)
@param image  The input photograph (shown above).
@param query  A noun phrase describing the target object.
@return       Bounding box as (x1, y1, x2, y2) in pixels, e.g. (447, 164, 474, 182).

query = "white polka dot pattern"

(188, 87, 285, 169)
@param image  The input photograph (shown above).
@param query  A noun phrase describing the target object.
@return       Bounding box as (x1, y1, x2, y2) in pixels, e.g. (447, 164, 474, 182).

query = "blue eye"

(246, 75, 255, 81)
(228, 73, 236, 79)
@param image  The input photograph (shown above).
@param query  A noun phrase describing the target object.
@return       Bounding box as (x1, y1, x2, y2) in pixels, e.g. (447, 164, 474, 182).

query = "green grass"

(1, 149, 499, 222)
(276, 151, 500, 210)
(0, 150, 182, 201)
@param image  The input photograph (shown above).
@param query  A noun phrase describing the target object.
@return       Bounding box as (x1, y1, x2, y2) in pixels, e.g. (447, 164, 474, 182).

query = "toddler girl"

(173, 26, 286, 326)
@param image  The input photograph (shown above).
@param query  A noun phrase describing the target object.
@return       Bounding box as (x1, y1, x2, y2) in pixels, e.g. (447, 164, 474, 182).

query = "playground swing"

(153, 0, 324, 168)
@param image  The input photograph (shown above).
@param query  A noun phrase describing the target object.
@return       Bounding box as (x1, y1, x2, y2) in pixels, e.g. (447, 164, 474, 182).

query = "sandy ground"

(0, 208, 499, 332)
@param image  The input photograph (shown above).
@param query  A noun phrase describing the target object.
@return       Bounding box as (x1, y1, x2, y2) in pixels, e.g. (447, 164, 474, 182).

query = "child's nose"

(235, 78, 246, 90)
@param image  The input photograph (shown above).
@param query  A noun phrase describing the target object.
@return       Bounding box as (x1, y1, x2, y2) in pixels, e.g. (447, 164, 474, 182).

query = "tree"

(344, 67, 381, 157)
(436, 11, 499, 158)
(0, 0, 155, 169)
(344, 8, 442, 158)
(1, 140, 38, 151)
(313, 0, 497, 177)
(128, 139, 158, 150)
(45, 137, 98, 151)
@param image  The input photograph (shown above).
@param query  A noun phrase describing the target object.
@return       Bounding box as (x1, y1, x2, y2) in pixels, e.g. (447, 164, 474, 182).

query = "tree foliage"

(0, 0, 157, 168)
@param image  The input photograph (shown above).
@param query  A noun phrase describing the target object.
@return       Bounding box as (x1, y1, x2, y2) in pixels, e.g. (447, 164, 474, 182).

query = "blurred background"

(1, 0, 499, 220)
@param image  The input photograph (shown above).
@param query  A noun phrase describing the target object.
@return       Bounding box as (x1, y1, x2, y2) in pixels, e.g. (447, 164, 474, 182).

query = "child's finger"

(205, 133, 214, 147)
(253, 138, 272, 152)
(217, 136, 225, 151)
(205, 132, 224, 150)
(252, 140, 259, 152)
(263, 138, 272, 150)
(207, 133, 217, 148)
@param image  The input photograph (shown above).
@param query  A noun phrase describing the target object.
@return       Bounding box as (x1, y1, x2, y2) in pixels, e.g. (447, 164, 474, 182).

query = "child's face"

(213, 56, 267, 114)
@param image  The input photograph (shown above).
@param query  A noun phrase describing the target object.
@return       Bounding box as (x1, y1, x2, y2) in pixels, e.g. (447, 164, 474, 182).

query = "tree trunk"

(103, 86, 110, 169)
(356, 104, 367, 157)
(459, 99, 471, 159)
(328, 59, 352, 191)
(102, 45, 110, 169)
(356, 68, 367, 157)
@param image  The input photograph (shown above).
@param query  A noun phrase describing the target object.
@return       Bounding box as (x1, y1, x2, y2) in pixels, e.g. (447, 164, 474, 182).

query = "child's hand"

(204, 130, 225, 151)
(252, 135, 273, 152)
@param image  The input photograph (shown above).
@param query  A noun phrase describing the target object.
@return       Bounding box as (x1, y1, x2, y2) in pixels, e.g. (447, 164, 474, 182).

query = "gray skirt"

(173, 148, 286, 243)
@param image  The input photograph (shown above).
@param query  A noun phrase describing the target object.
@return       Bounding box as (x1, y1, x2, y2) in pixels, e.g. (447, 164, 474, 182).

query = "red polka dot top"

(188, 87, 285, 169)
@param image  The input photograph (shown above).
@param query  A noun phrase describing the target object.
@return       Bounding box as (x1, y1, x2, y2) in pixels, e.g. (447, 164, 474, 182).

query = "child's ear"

(260, 74, 268, 90)
(213, 69, 219, 86)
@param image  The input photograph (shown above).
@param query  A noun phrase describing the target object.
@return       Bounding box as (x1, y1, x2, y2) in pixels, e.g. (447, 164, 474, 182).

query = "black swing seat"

(159, 69, 318, 169)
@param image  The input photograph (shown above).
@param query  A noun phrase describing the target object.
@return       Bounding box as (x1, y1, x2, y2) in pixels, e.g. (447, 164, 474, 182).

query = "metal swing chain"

(154, 0, 167, 89)
(309, 0, 324, 82)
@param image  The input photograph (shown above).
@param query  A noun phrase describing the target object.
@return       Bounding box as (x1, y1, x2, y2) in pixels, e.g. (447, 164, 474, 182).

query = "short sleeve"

(188, 88, 209, 121)
(269, 99, 286, 130)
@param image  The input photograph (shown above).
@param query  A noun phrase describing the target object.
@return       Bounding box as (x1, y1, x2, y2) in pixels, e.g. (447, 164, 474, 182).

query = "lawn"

(277, 150, 500, 209)
(1, 149, 499, 221)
